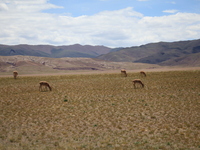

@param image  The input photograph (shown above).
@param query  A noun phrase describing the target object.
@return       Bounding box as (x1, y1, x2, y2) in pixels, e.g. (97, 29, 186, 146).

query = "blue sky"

(45, 0, 200, 17)
(0, 0, 200, 47)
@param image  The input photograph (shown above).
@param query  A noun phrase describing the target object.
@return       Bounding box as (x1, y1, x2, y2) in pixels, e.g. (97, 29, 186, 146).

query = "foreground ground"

(0, 70, 200, 149)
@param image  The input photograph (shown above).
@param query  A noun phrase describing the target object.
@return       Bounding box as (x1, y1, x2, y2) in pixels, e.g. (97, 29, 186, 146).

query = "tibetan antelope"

(39, 81, 52, 91)
(13, 71, 18, 79)
(140, 71, 146, 77)
(132, 79, 144, 88)
(121, 69, 127, 77)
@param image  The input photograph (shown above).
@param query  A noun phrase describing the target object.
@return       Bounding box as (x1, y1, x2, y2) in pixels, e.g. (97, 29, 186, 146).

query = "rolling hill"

(97, 39, 200, 66)
(0, 44, 112, 58)
(0, 55, 161, 75)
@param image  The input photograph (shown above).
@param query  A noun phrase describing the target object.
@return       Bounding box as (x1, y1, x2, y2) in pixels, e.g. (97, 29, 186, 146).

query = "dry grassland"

(0, 70, 200, 150)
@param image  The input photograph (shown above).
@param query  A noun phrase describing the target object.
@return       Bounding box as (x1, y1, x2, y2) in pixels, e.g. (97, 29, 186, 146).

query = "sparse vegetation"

(0, 55, 161, 75)
(0, 70, 200, 149)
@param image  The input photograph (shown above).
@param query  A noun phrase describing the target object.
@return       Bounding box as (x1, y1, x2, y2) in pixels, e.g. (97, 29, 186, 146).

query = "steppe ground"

(0, 69, 200, 150)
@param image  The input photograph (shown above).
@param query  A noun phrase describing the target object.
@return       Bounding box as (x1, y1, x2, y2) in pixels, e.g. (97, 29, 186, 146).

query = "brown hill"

(160, 53, 200, 67)
(0, 55, 161, 75)
(0, 44, 112, 58)
(97, 39, 200, 66)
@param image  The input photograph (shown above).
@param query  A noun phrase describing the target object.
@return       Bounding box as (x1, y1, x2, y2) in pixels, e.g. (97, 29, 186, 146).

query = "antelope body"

(140, 71, 146, 77)
(132, 79, 144, 88)
(39, 81, 52, 91)
(121, 69, 127, 77)
(13, 71, 18, 79)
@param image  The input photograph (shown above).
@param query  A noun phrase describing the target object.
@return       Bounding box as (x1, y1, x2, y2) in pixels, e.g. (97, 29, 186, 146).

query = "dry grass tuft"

(0, 70, 200, 149)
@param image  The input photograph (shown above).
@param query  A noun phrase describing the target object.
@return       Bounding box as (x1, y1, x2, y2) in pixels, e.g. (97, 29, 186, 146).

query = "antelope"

(132, 79, 144, 88)
(13, 71, 18, 79)
(121, 69, 127, 77)
(140, 71, 146, 77)
(39, 81, 52, 91)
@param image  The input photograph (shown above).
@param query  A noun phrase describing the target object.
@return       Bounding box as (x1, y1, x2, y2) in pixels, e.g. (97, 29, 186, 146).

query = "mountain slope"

(0, 44, 111, 58)
(159, 53, 200, 67)
(97, 39, 200, 66)
(0, 44, 51, 57)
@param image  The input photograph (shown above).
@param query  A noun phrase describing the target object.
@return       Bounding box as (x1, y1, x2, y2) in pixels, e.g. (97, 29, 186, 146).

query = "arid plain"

(0, 68, 200, 149)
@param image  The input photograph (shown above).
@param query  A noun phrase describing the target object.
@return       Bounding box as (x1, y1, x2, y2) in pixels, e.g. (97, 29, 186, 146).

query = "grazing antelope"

(132, 79, 144, 88)
(121, 69, 127, 77)
(140, 71, 146, 77)
(13, 71, 18, 79)
(39, 81, 52, 91)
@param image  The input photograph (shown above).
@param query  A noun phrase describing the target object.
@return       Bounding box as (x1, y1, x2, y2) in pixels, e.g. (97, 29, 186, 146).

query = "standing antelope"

(13, 71, 18, 79)
(121, 69, 127, 77)
(140, 71, 146, 77)
(132, 79, 144, 88)
(39, 81, 52, 91)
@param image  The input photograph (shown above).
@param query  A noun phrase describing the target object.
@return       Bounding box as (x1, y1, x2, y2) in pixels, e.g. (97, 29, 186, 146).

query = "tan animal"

(39, 81, 52, 91)
(121, 69, 127, 77)
(13, 71, 18, 79)
(132, 79, 144, 88)
(140, 71, 146, 77)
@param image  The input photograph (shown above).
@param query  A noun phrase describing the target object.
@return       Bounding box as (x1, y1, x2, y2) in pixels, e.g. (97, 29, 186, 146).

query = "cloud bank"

(0, 0, 200, 47)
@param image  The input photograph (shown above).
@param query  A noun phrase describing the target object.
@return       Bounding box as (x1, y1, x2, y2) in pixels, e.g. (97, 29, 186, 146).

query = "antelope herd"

(10, 69, 146, 92)
(121, 70, 146, 89)
(11, 71, 52, 92)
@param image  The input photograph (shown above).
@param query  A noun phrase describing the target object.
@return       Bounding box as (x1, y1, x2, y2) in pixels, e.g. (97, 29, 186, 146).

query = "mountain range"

(0, 39, 200, 71)
(0, 44, 111, 58)
(97, 39, 200, 66)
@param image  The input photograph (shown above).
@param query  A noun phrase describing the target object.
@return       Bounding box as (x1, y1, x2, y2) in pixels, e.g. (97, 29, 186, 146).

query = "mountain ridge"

(0, 44, 112, 58)
(1, 39, 200, 67)
(97, 39, 200, 66)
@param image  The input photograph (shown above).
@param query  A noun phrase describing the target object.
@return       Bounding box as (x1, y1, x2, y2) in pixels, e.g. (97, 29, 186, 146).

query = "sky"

(0, 0, 200, 48)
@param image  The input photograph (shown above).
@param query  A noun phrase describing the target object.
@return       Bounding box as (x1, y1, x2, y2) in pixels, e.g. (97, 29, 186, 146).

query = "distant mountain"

(0, 44, 112, 58)
(109, 47, 124, 52)
(97, 39, 200, 66)
(1, 39, 200, 67)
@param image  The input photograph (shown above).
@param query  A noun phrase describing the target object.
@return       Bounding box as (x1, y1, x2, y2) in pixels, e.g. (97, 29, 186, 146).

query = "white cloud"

(0, 0, 63, 13)
(163, 9, 179, 13)
(169, 1, 176, 4)
(0, 3, 9, 11)
(0, 0, 200, 47)
(97, 7, 143, 18)
(166, 1, 176, 5)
